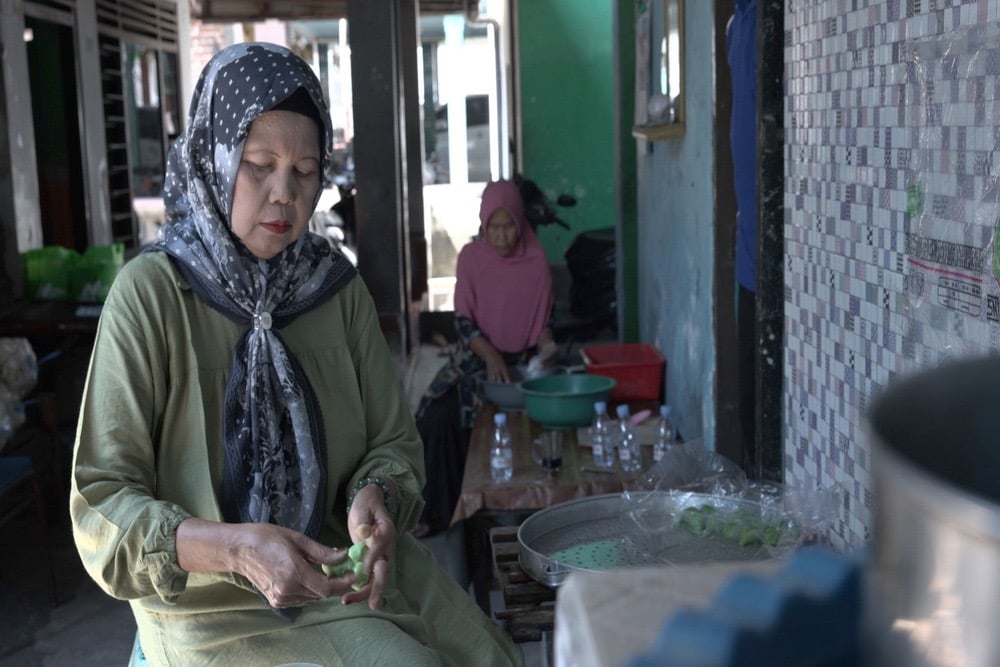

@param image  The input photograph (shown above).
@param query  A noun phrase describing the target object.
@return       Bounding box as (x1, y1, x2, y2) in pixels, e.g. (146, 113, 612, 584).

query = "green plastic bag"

(23, 243, 124, 302)
(70, 243, 125, 302)
(22, 246, 80, 300)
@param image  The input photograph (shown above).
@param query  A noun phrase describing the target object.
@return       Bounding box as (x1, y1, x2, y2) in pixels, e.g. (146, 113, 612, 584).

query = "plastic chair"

(128, 633, 150, 667)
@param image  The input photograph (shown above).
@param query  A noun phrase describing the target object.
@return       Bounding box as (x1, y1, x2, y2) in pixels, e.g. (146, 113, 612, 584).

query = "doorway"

(419, 13, 505, 314)
(25, 15, 87, 251)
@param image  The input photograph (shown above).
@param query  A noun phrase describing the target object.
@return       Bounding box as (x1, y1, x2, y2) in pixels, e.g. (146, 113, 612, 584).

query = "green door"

(517, 0, 616, 262)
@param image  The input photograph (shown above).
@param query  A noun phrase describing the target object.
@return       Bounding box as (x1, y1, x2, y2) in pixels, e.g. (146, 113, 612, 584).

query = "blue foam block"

(628, 546, 864, 667)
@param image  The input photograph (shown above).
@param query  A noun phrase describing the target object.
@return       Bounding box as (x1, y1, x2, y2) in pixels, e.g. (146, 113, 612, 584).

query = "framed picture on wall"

(633, 0, 685, 141)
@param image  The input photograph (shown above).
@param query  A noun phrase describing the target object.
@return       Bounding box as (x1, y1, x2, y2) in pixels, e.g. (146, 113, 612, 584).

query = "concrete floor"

(0, 345, 547, 666)
(0, 512, 136, 666)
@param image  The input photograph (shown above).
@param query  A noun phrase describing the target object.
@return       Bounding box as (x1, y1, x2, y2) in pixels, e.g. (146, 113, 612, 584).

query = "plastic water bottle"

(615, 404, 642, 472)
(590, 401, 615, 468)
(490, 412, 513, 482)
(652, 404, 677, 463)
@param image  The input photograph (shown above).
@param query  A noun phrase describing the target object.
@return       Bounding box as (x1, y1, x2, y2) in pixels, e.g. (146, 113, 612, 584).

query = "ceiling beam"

(191, 0, 476, 23)
(191, 1, 348, 22)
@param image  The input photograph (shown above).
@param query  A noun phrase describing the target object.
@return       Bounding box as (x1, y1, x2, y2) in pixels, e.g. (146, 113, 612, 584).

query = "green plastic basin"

(519, 374, 617, 429)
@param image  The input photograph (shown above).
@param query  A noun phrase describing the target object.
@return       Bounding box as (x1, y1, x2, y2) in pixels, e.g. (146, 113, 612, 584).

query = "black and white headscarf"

(152, 42, 356, 540)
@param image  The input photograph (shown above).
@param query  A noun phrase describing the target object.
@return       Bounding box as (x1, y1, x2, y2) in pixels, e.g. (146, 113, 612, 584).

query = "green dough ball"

(680, 507, 705, 534)
(352, 561, 370, 591)
(348, 541, 368, 563)
(739, 527, 762, 547)
(321, 560, 351, 577)
(722, 522, 740, 540)
(324, 540, 371, 590)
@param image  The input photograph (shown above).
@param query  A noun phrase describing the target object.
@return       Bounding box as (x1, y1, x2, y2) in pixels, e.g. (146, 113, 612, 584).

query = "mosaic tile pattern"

(784, 0, 1000, 548)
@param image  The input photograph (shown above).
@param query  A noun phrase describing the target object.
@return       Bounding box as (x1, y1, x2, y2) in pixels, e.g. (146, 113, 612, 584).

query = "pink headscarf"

(453, 180, 554, 354)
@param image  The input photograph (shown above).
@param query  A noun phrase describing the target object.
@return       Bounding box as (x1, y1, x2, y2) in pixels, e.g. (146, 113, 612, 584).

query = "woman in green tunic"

(69, 42, 521, 667)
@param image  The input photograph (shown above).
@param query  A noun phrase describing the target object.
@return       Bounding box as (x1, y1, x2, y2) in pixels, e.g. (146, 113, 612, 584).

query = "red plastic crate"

(580, 343, 666, 402)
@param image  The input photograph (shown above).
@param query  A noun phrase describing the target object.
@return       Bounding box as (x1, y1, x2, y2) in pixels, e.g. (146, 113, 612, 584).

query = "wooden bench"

(488, 525, 556, 643)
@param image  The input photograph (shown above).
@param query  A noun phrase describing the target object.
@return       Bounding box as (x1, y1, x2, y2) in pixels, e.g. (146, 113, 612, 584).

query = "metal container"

(479, 364, 555, 411)
(517, 492, 783, 588)
(866, 356, 1000, 667)
(519, 373, 616, 429)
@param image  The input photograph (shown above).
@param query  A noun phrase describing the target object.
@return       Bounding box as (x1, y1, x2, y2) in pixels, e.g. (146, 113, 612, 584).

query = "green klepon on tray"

(517, 492, 801, 588)
(678, 504, 787, 547)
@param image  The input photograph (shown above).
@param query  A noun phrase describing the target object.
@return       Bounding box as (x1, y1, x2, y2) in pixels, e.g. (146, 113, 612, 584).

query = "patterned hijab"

(152, 42, 356, 540)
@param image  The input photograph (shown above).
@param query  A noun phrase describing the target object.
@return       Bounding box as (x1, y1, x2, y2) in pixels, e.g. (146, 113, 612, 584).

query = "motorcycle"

(309, 181, 358, 265)
(316, 173, 567, 263)
(511, 173, 617, 342)
(512, 172, 576, 231)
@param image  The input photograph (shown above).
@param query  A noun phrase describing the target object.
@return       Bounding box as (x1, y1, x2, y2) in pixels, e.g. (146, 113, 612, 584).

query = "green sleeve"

(69, 259, 193, 603)
(342, 280, 426, 531)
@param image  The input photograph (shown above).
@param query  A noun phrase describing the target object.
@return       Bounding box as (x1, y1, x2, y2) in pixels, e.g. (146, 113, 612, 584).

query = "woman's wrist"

(468, 334, 498, 363)
(348, 476, 398, 520)
(176, 517, 242, 575)
(538, 328, 555, 349)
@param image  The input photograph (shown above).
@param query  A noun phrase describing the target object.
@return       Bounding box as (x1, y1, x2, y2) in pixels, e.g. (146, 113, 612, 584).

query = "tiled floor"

(0, 344, 548, 666)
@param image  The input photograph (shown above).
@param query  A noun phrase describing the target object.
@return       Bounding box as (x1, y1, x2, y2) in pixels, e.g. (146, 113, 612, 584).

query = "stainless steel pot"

(866, 357, 1000, 667)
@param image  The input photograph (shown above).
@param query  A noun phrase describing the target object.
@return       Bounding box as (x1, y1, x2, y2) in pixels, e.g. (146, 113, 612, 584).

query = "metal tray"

(517, 491, 789, 587)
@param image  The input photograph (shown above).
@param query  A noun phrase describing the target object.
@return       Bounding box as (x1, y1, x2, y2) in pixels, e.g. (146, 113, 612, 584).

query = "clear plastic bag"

(621, 440, 845, 561)
(630, 439, 748, 496)
(0, 337, 38, 452)
(0, 337, 38, 398)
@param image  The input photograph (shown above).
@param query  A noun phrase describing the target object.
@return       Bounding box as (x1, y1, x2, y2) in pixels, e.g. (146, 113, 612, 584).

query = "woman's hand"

(527, 338, 559, 375)
(485, 355, 511, 383)
(537, 329, 558, 368)
(341, 483, 397, 610)
(176, 518, 355, 609)
(471, 335, 510, 382)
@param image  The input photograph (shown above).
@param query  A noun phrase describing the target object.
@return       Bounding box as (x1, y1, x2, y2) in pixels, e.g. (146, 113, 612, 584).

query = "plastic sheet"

(0, 338, 38, 452)
(620, 441, 845, 561)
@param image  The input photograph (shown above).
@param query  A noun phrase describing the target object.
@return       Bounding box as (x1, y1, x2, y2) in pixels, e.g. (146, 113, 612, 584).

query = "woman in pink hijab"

(414, 179, 556, 535)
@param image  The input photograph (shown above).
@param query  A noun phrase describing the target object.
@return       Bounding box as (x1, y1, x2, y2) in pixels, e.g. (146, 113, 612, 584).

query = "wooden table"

(452, 402, 655, 611)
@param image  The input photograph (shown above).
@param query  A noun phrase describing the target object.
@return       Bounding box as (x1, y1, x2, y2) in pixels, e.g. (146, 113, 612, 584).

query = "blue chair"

(129, 633, 150, 667)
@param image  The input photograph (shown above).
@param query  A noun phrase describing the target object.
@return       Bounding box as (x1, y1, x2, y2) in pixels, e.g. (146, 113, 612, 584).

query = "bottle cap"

(494, 412, 507, 425)
(661, 404, 671, 417)
(594, 400, 606, 412)
(616, 404, 630, 418)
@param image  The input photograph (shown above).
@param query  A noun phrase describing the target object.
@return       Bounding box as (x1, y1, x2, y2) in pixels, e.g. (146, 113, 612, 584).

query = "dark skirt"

(416, 384, 471, 533)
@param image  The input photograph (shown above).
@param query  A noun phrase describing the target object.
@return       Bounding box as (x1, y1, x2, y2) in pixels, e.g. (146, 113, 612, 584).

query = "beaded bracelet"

(347, 476, 398, 520)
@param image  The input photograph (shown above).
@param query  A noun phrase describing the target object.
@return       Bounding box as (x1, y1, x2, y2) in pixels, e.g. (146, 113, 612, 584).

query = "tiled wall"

(784, 0, 1000, 547)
